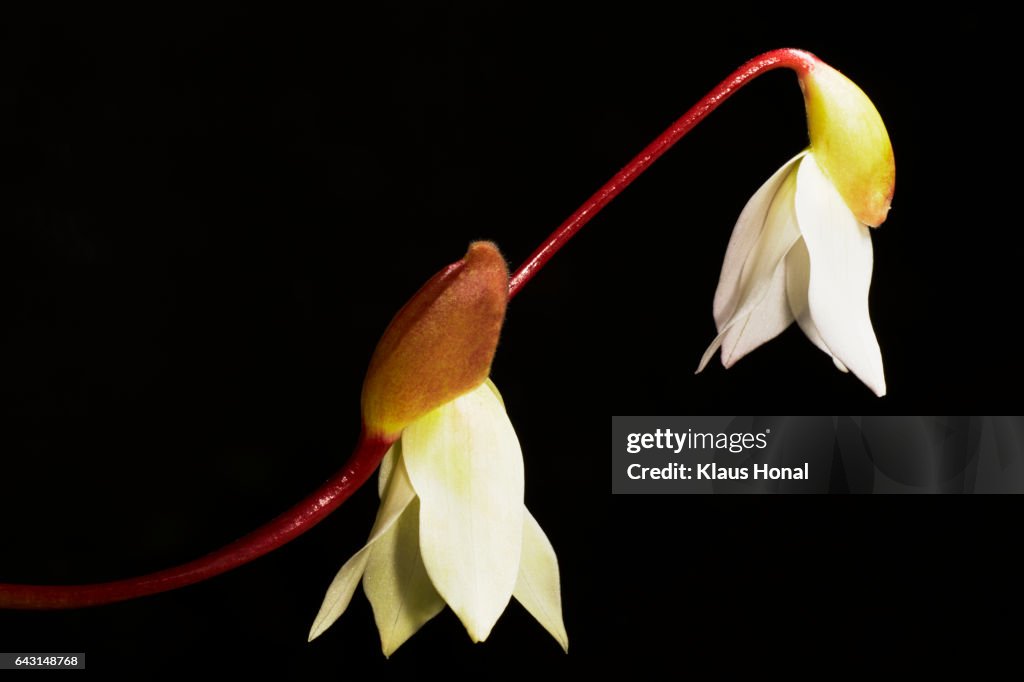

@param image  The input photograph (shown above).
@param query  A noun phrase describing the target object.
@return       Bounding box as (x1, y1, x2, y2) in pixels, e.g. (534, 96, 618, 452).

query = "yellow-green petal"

(364, 498, 445, 657)
(513, 509, 569, 653)
(402, 381, 525, 643)
(484, 376, 505, 408)
(308, 457, 417, 642)
(378, 442, 399, 499)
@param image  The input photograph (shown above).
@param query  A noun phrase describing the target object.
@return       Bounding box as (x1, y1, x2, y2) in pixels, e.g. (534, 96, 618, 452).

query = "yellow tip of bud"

(361, 241, 509, 439)
(799, 59, 895, 227)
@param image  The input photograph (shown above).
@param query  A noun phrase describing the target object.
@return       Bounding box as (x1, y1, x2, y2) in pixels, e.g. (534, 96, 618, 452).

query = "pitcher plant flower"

(695, 58, 894, 396)
(309, 241, 567, 655)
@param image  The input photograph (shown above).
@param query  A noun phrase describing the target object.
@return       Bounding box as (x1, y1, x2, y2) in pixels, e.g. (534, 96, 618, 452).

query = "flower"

(308, 241, 567, 655)
(308, 379, 568, 656)
(697, 57, 894, 396)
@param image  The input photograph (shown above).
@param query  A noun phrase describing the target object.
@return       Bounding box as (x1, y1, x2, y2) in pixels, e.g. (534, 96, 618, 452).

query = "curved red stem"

(1, 48, 816, 610)
(507, 47, 815, 300)
(0, 431, 392, 609)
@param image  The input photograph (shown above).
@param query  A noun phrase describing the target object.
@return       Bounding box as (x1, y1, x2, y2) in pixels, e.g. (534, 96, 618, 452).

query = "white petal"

(713, 151, 808, 326)
(513, 509, 569, 653)
(785, 238, 849, 372)
(402, 381, 525, 643)
(378, 442, 399, 499)
(308, 456, 417, 641)
(364, 498, 445, 657)
(718, 262, 793, 369)
(795, 154, 886, 396)
(698, 157, 803, 372)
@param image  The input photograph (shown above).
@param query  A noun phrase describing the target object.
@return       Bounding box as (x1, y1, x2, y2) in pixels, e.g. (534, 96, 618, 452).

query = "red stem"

(507, 47, 815, 299)
(0, 48, 815, 610)
(0, 430, 392, 609)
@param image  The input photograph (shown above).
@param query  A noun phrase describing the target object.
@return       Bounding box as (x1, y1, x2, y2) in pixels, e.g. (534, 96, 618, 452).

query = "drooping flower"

(697, 56, 894, 396)
(309, 379, 568, 655)
(309, 242, 567, 656)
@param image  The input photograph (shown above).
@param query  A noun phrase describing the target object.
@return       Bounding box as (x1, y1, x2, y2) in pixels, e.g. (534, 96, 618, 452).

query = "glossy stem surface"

(0, 433, 391, 609)
(508, 48, 814, 299)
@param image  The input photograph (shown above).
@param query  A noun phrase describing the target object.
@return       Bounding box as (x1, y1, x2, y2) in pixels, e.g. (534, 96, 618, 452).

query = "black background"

(1, 4, 1017, 674)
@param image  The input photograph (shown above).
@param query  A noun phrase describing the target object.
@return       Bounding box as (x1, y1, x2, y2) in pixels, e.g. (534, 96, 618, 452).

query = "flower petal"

(378, 442, 399, 498)
(308, 456, 417, 642)
(364, 498, 445, 657)
(718, 262, 793, 369)
(484, 376, 505, 407)
(785, 238, 849, 372)
(698, 157, 803, 372)
(795, 154, 886, 396)
(513, 509, 569, 653)
(402, 381, 525, 643)
(713, 151, 807, 326)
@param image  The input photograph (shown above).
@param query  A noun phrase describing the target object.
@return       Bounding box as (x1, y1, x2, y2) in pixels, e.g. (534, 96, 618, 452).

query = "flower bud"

(361, 242, 509, 439)
(799, 59, 895, 227)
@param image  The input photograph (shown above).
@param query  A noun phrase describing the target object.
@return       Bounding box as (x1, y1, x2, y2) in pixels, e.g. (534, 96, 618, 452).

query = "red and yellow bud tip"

(361, 241, 509, 439)
(798, 57, 895, 227)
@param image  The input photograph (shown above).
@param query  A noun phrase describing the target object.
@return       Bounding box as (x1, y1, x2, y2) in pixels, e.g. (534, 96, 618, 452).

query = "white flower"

(696, 150, 886, 396)
(308, 379, 568, 656)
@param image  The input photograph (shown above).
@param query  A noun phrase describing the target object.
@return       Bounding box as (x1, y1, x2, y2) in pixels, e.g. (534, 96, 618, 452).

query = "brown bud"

(361, 242, 509, 439)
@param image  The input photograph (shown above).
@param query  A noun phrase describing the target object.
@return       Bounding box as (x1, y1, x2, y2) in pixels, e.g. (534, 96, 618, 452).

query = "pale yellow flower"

(308, 379, 567, 657)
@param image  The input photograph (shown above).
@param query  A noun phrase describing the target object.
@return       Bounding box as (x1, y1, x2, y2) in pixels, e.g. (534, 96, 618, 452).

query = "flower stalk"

(0, 432, 392, 609)
(1, 47, 877, 611)
(508, 47, 817, 298)
(1, 242, 508, 610)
